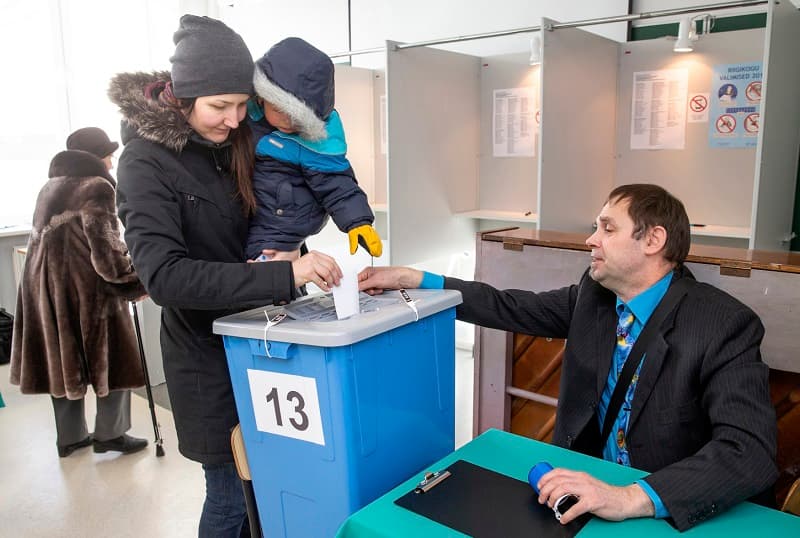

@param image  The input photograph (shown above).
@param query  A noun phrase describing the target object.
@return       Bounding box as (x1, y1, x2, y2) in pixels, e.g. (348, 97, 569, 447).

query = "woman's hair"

(226, 122, 256, 215)
(156, 82, 256, 215)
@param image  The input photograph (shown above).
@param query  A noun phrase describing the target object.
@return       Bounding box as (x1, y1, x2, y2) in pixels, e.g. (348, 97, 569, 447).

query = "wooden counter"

(473, 227, 800, 436)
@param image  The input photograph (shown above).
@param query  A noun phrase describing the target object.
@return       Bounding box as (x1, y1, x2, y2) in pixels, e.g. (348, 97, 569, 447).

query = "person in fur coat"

(10, 127, 149, 458)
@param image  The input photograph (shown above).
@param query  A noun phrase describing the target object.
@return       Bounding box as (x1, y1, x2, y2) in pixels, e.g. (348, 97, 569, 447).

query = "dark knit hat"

(66, 127, 119, 158)
(170, 14, 253, 98)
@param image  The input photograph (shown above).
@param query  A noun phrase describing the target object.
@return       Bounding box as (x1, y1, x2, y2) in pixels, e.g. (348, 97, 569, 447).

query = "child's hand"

(250, 249, 300, 262)
(348, 225, 382, 257)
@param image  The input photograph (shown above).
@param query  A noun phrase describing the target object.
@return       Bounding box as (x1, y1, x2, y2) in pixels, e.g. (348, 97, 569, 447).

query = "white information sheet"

(687, 92, 710, 123)
(493, 87, 536, 157)
(248, 369, 325, 445)
(630, 69, 688, 150)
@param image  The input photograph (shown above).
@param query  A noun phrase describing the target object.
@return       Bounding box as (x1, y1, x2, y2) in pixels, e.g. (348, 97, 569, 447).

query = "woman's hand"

(291, 251, 342, 291)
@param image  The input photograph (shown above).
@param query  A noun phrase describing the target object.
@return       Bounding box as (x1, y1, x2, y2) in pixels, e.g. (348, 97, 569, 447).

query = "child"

(246, 37, 382, 261)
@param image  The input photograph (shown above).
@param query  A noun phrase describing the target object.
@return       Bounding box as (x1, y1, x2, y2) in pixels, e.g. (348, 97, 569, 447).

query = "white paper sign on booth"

(247, 369, 325, 445)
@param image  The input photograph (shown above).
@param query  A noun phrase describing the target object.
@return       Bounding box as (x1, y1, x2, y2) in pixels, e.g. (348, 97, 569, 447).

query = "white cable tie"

(399, 289, 419, 322)
(263, 311, 287, 358)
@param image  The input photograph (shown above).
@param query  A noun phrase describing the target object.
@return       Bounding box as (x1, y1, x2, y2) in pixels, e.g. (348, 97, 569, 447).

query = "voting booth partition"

(213, 289, 462, 537)
(330, 64, 388, 244)
(380, 2, 800, 262)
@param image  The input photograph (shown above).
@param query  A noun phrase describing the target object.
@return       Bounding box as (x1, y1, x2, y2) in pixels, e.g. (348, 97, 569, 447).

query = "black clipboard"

(394, 460, 590, 538)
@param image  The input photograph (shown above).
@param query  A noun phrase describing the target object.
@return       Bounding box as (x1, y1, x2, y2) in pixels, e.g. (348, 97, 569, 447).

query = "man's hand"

(291, 250, 342, 291)
(537, 468, 655, 525)
(357, 266, 424, 295)
(348, 224, 382, 257)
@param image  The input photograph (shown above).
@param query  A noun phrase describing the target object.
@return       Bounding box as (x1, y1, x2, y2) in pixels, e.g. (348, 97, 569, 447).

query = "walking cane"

(131, 301, 165, 457)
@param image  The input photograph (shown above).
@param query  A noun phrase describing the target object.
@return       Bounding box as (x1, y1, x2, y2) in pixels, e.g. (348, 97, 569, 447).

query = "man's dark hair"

(607, 183, 690, 264)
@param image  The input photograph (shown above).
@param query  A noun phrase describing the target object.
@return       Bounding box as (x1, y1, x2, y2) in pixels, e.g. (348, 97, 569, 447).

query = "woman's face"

(187, 94, 250, 143)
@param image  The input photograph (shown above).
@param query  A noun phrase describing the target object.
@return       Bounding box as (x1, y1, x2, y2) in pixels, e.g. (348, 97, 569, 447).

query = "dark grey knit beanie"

(170, 14, 253, 98)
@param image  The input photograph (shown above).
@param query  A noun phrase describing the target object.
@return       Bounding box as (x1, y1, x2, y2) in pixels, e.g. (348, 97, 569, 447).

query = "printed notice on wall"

(687, 93, 710, 123)
(493, 87, 536, 157)
(708, 62, 762, 148)
(630, 69, 688, 150)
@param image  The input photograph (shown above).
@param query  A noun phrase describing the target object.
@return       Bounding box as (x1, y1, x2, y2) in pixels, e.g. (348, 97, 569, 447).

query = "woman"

(108, 15, 341, 537)
(10, 127, 148, 458)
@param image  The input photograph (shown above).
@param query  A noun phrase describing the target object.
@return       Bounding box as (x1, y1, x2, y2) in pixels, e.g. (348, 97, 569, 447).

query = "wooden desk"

(336, 429, 800, 537)
(473, 228, 800, 435)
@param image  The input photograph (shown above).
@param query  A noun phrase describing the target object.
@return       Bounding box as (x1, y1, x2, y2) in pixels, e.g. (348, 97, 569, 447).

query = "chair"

(231, 424, 262, 537)
(782, 476, 800, 516)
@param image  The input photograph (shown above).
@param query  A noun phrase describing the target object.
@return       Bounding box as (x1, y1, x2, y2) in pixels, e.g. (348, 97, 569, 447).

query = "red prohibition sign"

(716, 114, 736, 133)
(745, 81, 762, 102)
(744, 113, 760, 133)
(689, 95, 708, 112)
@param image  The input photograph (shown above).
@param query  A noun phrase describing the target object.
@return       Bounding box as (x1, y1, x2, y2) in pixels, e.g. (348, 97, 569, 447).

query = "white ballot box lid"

(212, 289, 462, 347)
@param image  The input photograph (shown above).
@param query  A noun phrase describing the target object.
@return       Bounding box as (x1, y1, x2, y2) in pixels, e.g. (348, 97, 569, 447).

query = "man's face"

(585, 198, 648, 296)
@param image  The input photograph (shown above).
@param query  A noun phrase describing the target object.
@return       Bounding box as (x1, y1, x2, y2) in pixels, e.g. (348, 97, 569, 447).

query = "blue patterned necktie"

(612, 306, 640, 466)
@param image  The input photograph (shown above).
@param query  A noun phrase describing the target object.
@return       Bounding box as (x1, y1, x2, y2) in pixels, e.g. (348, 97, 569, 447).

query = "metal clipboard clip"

(413, 470, 451, 494)
(263, 311, 287, 358)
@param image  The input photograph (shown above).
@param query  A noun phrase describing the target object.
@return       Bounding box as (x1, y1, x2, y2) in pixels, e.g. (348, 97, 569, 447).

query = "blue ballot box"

(213, 289, 462, 537)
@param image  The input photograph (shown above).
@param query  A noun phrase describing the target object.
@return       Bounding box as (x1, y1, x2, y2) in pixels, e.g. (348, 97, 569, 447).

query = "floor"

(0, 350, 474, 537)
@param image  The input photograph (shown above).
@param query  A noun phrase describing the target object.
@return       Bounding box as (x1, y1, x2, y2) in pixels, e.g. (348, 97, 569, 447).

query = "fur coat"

(9, 150, 146, 399)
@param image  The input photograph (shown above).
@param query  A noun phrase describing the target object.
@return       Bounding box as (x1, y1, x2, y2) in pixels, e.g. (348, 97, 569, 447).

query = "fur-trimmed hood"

(108, 71, 193, 152)
(253, 37, 335, 141)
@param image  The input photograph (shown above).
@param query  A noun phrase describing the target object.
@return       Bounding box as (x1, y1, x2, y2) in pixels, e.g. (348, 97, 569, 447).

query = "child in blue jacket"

(246, 37, 381, 261)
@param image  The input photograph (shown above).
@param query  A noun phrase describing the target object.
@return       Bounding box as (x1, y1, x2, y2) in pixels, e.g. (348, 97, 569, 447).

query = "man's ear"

(644, 225, 668, 255)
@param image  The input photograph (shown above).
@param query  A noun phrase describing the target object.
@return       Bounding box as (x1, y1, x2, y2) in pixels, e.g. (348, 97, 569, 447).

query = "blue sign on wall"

(708, 62, 762, 148)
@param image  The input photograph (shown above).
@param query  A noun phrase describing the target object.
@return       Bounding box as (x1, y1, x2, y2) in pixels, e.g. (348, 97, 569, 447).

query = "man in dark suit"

(358, 184, 777, 531)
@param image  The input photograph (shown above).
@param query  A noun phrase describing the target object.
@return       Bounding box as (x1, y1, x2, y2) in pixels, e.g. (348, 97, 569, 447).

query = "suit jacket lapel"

(628, 335, 669, 431)
(629, 292, 683, 431)
(595, 301, 618, 399)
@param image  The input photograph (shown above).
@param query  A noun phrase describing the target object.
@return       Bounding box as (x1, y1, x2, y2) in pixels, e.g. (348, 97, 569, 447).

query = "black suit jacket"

(446, 266, 777, 531)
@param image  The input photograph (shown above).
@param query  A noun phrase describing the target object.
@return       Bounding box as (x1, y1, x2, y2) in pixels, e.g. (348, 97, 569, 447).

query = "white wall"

(0, 0, 178, 225)
(1, 0, 630, 226)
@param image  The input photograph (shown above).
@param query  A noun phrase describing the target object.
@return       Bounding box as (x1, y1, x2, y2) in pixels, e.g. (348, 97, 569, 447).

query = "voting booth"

(213, 289, 462, 537)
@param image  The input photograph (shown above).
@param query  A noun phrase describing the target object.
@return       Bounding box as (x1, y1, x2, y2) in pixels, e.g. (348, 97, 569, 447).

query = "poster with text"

(708, 62, 762, 148)
(493, 87, 536, 157)
(630, 69, 688, 150)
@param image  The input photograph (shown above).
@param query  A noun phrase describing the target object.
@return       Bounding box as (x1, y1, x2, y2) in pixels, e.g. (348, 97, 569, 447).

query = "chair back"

(231, 424, 251, 481)
(782, 477, 800, 516)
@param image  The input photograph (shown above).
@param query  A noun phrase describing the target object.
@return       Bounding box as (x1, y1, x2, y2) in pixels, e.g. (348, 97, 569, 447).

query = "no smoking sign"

(690, 95, 708, 112)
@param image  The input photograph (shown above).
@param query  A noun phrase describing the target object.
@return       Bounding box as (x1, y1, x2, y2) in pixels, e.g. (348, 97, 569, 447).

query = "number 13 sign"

(247, 369, 325, 446)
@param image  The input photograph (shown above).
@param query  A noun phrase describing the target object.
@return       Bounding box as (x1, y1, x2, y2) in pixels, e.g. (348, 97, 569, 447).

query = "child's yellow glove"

(348, 224, 383, 257)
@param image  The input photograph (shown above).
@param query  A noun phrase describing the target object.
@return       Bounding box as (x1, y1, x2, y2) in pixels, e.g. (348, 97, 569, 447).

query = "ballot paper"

(313, 243, 370, 319)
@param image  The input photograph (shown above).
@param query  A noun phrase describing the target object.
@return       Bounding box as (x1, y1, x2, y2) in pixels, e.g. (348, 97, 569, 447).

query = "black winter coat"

(109, 72, 298, 464)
